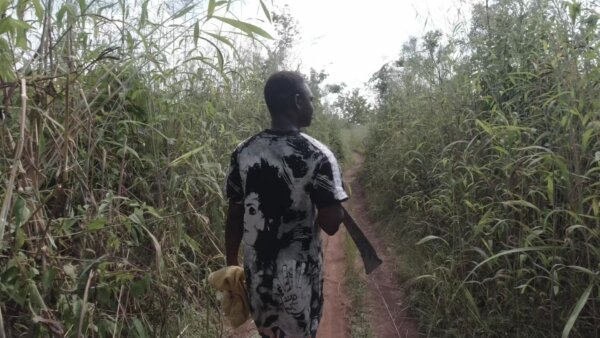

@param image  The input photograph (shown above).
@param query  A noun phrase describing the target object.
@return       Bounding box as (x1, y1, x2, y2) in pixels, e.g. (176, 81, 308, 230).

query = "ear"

(294, 93, 302, 110)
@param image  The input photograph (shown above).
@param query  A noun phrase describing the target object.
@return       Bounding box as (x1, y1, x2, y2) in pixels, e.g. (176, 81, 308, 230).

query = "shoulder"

(232, 131, 265, 156)
(299, 133, 339, 165)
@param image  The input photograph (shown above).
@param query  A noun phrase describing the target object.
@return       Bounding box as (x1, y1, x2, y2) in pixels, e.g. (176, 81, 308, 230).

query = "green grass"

(362, 0, 600, 336)
(0, 2, 347, 336)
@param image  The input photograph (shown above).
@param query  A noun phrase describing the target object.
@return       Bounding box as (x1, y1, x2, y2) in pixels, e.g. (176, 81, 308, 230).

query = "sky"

(238, 0, 472, 91)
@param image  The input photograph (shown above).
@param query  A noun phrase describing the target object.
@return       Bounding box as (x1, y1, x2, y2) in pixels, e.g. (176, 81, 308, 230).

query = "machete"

(341, 206, 382, 274)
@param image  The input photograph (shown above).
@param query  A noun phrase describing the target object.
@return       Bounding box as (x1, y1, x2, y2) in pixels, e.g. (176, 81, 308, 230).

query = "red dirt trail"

(341, 154, 420, 338)
(225, 153, 419, 338)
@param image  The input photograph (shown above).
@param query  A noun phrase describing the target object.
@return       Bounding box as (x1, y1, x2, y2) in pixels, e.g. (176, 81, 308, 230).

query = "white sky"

(238, 0, 473, 91)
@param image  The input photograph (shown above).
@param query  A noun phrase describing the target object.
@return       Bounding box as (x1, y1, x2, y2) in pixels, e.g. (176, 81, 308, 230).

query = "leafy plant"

(363, 0, 600, 336)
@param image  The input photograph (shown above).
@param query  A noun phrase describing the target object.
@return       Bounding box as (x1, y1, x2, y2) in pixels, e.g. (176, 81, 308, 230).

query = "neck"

(270, 114, 299, 131)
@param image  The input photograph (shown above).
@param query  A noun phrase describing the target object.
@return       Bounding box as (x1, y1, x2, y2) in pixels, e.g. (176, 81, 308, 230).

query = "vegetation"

(4, 0, 599, 336)
(0, 0, 344, 336)
(363, 0, 600, 336)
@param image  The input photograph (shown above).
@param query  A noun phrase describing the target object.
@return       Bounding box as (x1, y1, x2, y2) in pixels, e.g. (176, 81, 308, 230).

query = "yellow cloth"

(208, 266, 250, 328)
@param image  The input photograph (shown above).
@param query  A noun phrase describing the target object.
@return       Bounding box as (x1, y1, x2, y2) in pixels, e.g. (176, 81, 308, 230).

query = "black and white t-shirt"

(225, 129, 348, 336)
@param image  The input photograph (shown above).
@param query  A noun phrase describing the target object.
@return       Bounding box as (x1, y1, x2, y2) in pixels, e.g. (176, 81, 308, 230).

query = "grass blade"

(562, 283, 594, 338)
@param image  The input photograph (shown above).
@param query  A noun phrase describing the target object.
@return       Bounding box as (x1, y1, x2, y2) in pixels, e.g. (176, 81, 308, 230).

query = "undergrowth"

(363, 0, 600, 336)
(0, 1, 343, 336)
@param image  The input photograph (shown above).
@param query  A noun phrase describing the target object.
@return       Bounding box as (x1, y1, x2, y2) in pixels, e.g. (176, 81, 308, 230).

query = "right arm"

(225, 200, 244, 266)
(224, 150, 244, 266)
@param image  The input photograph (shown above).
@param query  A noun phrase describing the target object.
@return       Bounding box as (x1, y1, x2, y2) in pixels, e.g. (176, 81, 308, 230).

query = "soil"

(340, 153, 421, 338)
(224, 153, 419, 338)
(316, 223, 350, 338)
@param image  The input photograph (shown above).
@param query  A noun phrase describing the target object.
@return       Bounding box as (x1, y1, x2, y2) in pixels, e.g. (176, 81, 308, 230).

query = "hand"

(274, 261, 310, 316)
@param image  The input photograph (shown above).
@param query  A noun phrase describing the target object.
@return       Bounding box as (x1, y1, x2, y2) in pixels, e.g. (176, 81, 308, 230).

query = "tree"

(334, 88, 372, 124)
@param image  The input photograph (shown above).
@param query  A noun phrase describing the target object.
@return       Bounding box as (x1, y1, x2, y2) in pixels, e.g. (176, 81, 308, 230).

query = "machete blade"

(342, 207, 383, 274)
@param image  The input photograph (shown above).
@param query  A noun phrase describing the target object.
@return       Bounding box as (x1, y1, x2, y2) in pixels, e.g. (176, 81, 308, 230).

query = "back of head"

(264, 71, 305, 116)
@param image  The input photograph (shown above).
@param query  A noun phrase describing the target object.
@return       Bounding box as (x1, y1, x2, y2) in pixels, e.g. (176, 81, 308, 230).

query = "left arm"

(310, 153, 348, 235)
(316, 203, 344, 235)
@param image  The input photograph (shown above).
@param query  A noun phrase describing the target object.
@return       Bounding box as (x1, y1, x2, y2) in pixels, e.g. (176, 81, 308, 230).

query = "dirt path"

(316, 223, 350, 338)
(226, 153, 419, 338)
(343, 153, 420, 338)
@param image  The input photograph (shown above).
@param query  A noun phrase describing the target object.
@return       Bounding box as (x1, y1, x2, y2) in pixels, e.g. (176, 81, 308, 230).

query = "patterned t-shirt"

(225, 129, 348, 336)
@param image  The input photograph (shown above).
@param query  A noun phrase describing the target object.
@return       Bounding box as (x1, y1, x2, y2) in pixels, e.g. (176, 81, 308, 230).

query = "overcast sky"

(238, 0, 472, 91)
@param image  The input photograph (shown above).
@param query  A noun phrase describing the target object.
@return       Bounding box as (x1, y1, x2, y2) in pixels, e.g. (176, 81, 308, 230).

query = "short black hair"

(264, 71, 306, 115)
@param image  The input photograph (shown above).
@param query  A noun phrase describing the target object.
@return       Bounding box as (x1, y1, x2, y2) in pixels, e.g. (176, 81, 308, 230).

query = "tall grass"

(363, 0, 600, 336)
(0, 0, 329, 336)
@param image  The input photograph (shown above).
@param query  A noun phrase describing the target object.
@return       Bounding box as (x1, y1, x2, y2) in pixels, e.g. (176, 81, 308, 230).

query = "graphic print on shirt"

(225, 131, 348, 337)
(275, 261, 311, 317)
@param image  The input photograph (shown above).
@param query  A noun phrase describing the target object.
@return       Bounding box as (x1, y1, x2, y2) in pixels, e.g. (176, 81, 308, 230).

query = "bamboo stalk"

(0, 79, 27, 247)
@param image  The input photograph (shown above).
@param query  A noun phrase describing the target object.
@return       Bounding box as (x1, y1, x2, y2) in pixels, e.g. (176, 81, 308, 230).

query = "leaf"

(183, 233, 201, 253)
(144, 206, 161, 218)
(259, 0, 271, 22)
(207, 0, 216, 18)
(63, 263, 77, 280)
(16, 0, 26, 19)
(126, 30, 134, 50)
(61, 3, 77, 25)
(28, 279, 48, 311)
(132, 317, 147, 338)
(563, 265, 598, 276)
(169, 146, 206, 167)
(205, 31, 236, 50)
(501, 200, 541, 213)
(416, 235, 449, 247)
(457, 246, 559, 293)
(200, 37, 223, 72)
(78, 0, 86, 15)
(86, 219, 106, 230)
(14, 197, 30, 227)
(475, 119, 493, 135)
(16, 26, 28, 49)
(31, 0, 44, 22)
(193, 21, 199, 47)
(173, 4, 195, 20)
(562, 282, 594, 338)
(15, 227, 26, 250)
(0, 39, 16, 82)
(129, 209, 145, 226)
(41, 267, 56, 291)
(0, 17, 31, 35)
(212, 16, 273, 39)
(140, 0, 149, 27)
(552, 270, 559, 296)
(463, 288, 481, 319)
(56, 4, 68, 27)
(568, 1, 582, 24)
(0, 0, 9, 15)
(140, 224, 163, 277)
(581, 128, 594, 153)
(546, 175, 554, 205)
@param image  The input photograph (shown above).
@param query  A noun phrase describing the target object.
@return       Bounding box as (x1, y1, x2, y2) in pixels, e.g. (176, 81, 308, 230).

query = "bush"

(363, 0, 600, 336)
